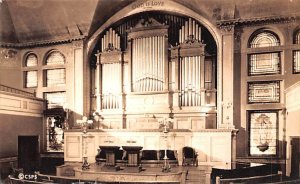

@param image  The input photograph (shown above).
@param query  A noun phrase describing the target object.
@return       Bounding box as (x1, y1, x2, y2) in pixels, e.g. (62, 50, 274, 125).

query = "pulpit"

(122, 146, 143, 167)
(99, 146, 120, 166)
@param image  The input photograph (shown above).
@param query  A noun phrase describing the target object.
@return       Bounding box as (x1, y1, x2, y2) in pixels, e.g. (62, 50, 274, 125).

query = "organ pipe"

(101, 63, 121, 109)
(101, 28, 121, 51)
(179, 18, 202, 43)
(179, 56, 202, 107)
(131, 35, 165, 92)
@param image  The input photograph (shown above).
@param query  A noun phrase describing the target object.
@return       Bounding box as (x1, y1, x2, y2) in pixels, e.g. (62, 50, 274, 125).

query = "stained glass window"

(249, 111, 278, 156)
(250, 31, 280, 48)
(248, 81, 280, 103)
(293, 50, 300, 73)
(46, 69, 66, 87)
(248, 53, 280, 75)
(46, 116, 64, 152)
(46, 51, 65, 65)
(25, 54, 38, 67)
(25, 71, 38, 88)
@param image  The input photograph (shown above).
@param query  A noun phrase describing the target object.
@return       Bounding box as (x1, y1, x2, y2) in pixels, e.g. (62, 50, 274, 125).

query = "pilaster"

(219, 25, 235, 129)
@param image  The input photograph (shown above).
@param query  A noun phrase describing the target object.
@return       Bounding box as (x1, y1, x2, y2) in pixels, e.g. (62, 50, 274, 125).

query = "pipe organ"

(96, 29, 122, 110)
(93, 14, 217, 129)
(128, 18, 168, 92)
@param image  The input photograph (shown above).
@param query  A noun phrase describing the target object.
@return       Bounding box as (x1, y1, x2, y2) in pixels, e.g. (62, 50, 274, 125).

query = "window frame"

(248, 110, 279, 157)
(24, 70, 38, 88)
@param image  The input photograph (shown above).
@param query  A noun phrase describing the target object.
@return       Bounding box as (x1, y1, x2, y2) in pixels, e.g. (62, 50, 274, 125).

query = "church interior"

(0, 0, 300, 183)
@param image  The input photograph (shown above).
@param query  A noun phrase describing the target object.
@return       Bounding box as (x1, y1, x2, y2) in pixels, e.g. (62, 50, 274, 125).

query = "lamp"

(63, 104, 69, 130)
(159, 117, 174, 172)
(76, 116, 93, 170)
(76, 116, 93, 134)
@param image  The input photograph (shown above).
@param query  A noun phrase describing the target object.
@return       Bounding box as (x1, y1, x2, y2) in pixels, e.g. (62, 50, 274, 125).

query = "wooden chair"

(182, 146, 198, 166)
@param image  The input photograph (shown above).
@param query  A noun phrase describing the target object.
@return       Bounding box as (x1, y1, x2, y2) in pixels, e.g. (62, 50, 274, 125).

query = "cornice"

(0, 35, 86, 49)
(217, 14, 300, 28)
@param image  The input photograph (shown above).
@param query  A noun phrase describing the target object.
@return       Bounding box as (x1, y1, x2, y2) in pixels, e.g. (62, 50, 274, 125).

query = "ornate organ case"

(94, 15, 216, 130)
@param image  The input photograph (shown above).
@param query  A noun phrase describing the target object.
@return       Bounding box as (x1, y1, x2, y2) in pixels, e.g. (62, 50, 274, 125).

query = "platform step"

(185, 169, 206, 184)
(186, 179, 206, 184)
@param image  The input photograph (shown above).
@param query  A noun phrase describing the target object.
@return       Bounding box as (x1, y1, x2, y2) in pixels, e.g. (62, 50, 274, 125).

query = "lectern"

(99, 146, 120, 166)
(122, 146, 143, 168)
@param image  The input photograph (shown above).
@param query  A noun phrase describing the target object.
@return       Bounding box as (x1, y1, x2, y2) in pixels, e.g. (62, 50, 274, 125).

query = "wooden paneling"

(64, 130, 233, 166)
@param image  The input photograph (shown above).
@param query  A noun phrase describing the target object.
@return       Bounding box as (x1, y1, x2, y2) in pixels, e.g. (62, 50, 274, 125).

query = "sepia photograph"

(0, 0, 300, 183)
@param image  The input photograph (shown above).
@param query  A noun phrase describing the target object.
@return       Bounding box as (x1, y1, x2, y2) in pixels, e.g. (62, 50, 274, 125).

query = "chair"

(95, 149, 106, 165)
(182, 146, 198, 166)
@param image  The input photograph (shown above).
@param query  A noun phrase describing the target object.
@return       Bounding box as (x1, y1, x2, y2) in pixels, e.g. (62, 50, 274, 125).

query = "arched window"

(247, 30, 281, 156)
(46, 51, 65, 65)
(45, 51, 66, 87)
(249, 31, 280, 48)
(24, 53, 38, 88)
(25, 53, 38, 67)
(43, 51, 67, 152)
(248, 30, 281, 76)
(293, 30, 300, 73)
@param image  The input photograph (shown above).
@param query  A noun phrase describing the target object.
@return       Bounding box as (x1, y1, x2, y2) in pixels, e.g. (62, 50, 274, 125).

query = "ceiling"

(0, 0, 299, 45)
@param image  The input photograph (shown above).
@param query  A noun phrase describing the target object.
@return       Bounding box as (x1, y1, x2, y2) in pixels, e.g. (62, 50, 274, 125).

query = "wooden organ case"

(94, 15, 216, 130)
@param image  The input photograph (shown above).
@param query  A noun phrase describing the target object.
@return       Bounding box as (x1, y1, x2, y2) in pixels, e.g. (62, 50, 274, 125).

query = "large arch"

(86, 0, 224, 126)
(87, 1, 221, 55)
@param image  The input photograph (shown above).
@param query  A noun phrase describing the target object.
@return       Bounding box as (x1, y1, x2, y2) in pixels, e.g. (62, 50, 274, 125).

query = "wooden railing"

(17, 173, 182, 184)
(216, 173, 282, 184)
(0, 84, 35, 97)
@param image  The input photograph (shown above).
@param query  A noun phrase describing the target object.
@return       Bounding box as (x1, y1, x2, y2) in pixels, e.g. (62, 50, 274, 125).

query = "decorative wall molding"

(217, 14, 300, 28)
(64, 129, 234, 165)
(0, 35, 86, 48)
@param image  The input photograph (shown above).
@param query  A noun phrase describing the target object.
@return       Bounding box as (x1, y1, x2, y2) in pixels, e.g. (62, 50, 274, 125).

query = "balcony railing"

(0, 84, 35, 97)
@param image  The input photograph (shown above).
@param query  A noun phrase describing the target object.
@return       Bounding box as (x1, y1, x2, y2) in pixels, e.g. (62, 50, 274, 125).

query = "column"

(219, 25, 235, 129)
(95, 53, 101, 112)
(163, 34, 169, 91)
(231, 129, 239, 168)
(73, 41, 84, 121)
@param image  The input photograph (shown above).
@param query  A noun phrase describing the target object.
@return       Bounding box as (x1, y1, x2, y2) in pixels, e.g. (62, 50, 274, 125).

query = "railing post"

(205, 165, 212, 184)
(215, 176, 221, 184)
(181, 170, 187, 184)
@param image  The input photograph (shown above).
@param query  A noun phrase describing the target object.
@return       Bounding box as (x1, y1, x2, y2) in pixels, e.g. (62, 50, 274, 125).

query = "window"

(46, 116, 64, 152)
(24, 53, 38, 88)
(249, 31, 280, 48)
(294, 30, 300, 44)
(293, 30, 300, 73)
(44, 51, 66, 152)
(293, 50, 300, 73)
(46, 51, 65, 65)
(248, 31, 281, 76)
(248, 53, 280, 76)
(246, 30, 281, 158)
(46, 69, 66, 86)
(25, 71, 38, 88)
(25, 54, 38, 67)
(249, 111, 278, 156)
(44, 51, 66, 87)
(248, 81, 280, 103)
(45, 91, 66, 109)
